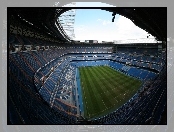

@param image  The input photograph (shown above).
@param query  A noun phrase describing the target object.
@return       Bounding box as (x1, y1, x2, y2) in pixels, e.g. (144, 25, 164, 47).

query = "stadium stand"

(8, 8, 166, 125)
(9, 34, 166, 124)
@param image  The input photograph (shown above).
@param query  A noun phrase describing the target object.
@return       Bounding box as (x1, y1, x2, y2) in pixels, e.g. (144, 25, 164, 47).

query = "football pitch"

(79, 66, 142, 119)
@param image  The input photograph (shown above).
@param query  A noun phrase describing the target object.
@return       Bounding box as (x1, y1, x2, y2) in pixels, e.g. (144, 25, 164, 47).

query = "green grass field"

(79, 66, 142, 119)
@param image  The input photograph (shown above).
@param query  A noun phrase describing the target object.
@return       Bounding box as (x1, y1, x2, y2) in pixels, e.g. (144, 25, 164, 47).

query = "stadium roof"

(8, 7, 166, 43)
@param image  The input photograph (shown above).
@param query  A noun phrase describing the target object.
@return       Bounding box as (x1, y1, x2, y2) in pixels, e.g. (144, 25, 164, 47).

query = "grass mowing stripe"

(106, 66, 137, 82)
(90, 66, 118, 105)
(99, 66, 141, 106)
(98, 66, 128, 94)
(97, 66, 141, 106)
(85, 67, 107, 110)
(89, 66, 134, 117)
(80, 68, 96, 118)
(94, 66, 123, 96)
(85, 67, 115, 118)
(79, 66, 142, 119)
(82, 68, 102, 117)
(87, 67, 113, 109)
(104, 66, 128, 81)
(79, 68, 88, 117)
(82, 69, 99, 118)
(94, 66, 128, 107)
(107, 66, 142, 84)
(101, 66, 139, 93)
(101, 66, 141, 94)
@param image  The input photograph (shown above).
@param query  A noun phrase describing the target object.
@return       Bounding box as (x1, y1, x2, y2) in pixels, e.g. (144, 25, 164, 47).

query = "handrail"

(41, 84, 52, 95)
(9, 92, 25, 123)
(53, 104, 79, 117)
(49, 77, 57, 85)
(9, 71, 41, 100)
(29, 51, 42, 67)
(54, 97, 77, 108)
(17, 52, 52, 94)
(9, 55, 33, 82)
(38, 50, 49, 63)
(18, 52, 36, 73)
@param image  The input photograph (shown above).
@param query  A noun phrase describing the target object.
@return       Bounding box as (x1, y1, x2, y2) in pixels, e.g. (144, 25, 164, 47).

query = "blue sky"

(63, 2, 155, 43)
(63, 2, 115, 7)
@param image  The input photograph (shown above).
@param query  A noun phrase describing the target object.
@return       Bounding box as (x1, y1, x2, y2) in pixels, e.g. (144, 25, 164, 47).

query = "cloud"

(73, 15, 155, 42)
(102, 20, 111, 25)
(97, 19, 112, 25)
(97, 19, 102, 21)
(112, 15, 153, 40)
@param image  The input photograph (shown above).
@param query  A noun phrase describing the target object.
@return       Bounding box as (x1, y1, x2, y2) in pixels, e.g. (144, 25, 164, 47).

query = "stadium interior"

(8, 8, 167, 124)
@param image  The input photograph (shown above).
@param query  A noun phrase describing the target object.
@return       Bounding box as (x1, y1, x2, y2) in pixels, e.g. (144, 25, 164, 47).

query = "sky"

(62, 2, 155, 43)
